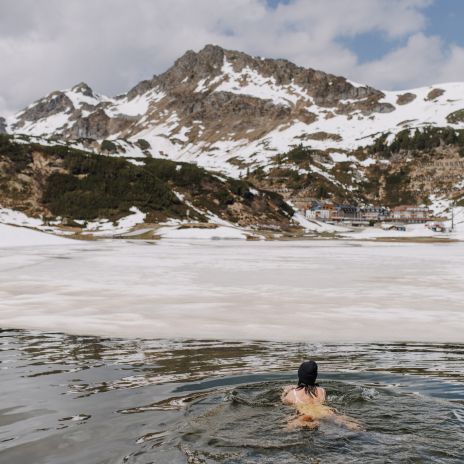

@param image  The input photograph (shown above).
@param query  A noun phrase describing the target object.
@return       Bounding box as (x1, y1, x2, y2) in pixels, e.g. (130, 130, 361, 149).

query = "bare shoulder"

(316, 386, 326, 401)
(281, 385, 294, 404)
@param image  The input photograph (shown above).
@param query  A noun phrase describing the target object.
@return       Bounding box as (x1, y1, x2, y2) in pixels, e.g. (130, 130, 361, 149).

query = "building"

(305, 202, 338, 220)
(305, 202, 434, 224)
(391, 206, 432, 223)
(360, 206, 389, 221)
(306, 202, 360, 221)
(336, 204, 359, 220)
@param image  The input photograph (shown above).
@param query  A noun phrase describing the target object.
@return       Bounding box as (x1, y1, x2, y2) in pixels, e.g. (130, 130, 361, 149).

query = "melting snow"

(83, 207, 146, 236)
(64, 89, 104, 109)
(213, 58, 311, 107)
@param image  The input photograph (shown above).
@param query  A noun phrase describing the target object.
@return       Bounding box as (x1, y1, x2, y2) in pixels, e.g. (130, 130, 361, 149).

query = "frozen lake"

(0, 239, 463, 342)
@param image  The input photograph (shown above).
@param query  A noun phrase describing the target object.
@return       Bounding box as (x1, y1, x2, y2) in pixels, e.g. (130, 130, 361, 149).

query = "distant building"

(305, 202, 433, 224)
(360, 206, 389, 221)
(306, 202, 360, 221)
(391, 206, 432, 223)
(305, 202, 338, 220)
(336, 204, 358, 220)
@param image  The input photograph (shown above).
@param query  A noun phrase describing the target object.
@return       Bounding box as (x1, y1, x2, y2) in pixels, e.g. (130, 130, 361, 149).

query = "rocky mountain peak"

(156, 44, 225, 89)
(153, 44, 383, 108)
(13, 91, 74, 127)
(183, 44, 225, 67)
(125, 45, 226, 98)
(6, 45, 464, 180)
(71, 82, 94, 97)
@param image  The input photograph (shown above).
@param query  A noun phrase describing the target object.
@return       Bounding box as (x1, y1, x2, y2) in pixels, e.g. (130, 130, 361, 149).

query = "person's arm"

(332, 413, 363, 431)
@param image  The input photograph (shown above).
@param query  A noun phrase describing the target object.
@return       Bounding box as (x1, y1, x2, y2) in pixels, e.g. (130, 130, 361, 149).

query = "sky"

(0, 0, 463, 116)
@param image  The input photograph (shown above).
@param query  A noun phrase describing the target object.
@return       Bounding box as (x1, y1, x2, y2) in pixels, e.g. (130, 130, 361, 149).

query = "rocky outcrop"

(150, 44, 383, 107)
(9, 44, 388, 143)
(71, 82, 95, 98)
(12, 92, 74, 130)
(66, 109, 136, 139)
(426, 88, 445, 101)
(396, 93, 416, 105)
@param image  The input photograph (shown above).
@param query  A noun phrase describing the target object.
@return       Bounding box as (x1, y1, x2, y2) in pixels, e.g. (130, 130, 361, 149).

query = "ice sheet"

(0, 240, 462, 343)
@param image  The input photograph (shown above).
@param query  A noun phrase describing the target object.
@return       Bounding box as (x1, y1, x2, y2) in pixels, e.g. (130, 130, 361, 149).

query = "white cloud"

(0, 0, 461, 116)
(354, 33, 464, 89)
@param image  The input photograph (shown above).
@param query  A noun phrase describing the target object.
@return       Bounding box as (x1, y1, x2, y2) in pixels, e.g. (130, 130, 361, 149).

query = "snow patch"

(214, 58, 311, 107)
(83, 207, 146, 236)
(0, 223, 71, 248)
(157, 225, 247, 240)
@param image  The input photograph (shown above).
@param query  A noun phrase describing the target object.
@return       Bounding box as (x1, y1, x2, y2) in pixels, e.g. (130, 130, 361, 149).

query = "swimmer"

(282, 360, 362, 431)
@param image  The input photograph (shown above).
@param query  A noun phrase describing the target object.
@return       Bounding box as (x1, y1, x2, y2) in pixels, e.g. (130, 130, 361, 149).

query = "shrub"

(43, 153, 179, 220)
(446, 109, 464, 124)
(136, 139, 151, 150)
(0, 134, 31, 171)
(101, 140, 118, 152)
(369, 127, 464, 157)
(285, 144, 317, 164)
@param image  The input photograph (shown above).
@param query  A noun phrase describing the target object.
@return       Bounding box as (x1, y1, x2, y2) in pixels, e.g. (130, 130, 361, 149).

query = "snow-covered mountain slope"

(4, 45, 464, 177)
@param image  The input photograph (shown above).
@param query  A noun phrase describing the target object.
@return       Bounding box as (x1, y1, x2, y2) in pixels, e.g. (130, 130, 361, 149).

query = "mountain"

(6, 44, 464, 179)
(1, 44, 464, 235)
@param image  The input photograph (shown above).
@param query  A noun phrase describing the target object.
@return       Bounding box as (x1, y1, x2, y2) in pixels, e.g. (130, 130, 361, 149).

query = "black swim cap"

(298, 361, 318, 387)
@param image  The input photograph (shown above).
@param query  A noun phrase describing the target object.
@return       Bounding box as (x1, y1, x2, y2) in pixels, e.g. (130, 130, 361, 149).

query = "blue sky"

(1, 0, 464, 115)
(343, 0, 464, 63)
(424, 0, 464, 47)
(265, 0, 464, 63)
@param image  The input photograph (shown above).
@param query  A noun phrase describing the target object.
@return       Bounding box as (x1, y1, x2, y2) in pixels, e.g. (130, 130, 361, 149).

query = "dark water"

(1, 330, 464, 463)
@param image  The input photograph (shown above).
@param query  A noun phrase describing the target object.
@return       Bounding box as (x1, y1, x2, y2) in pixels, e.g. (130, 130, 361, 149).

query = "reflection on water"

(1, 329, 464, 463)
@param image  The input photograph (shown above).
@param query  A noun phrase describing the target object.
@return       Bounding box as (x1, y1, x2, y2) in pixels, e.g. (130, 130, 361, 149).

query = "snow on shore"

(292, 211, 349, 234)
(80, 207, 146, 236)
(156, 224, 248, 240)
(0, 208, 45, 229)
(0, 223, 71, 247)
(341, 223, 442, 240)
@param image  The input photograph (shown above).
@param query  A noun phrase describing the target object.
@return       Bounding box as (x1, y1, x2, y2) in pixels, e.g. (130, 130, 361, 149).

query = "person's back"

(282, 384, 326, 406)
(282, 360, 362, 430)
